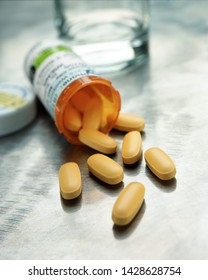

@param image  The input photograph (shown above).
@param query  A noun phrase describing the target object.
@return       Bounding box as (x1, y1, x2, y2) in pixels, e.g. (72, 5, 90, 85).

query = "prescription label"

(25, 40, 72, 82)
(25, 41, 98, 119)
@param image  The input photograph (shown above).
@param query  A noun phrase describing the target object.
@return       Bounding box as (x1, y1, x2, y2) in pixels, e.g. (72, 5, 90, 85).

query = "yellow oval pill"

(58, 162, 82, 200)
(82, 96, 102, 130)
(114, 113, 145, 132)
(63, 103, 82, 132)
(122, 131, 142, 164)
(87, 154, 124, 185)
(144, 147, 176, 180)
(79, 128, 117, 154)
(71, 90, 92, 113)
(112, 182, 145, 226)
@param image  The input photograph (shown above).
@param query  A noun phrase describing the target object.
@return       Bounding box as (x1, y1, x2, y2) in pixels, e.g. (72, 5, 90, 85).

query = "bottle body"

(25, 40, 121, 144)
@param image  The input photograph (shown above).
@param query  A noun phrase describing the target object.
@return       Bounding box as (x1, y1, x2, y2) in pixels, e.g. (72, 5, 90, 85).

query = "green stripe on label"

(33, 46, 71, 69)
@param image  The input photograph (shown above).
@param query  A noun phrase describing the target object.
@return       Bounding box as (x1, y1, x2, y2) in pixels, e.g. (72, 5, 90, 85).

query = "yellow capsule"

(114, 113, 145, 132)
(79, 128, 117, 154)
(144, 147, 176, 180)
(71, 90, 92, 113)
(112, 182, 145, 226)
(58, 162, 82, 200)
(122, 131, 142, 164)
(82, 95, 103, 130)
(87, 154, 124, 185)
(63, 103, 82, 132)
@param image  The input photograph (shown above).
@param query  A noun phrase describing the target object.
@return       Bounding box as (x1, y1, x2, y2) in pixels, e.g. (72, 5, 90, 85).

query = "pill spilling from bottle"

(59, 162, 82, 200)
(25, 40, 176, 229)
(112, 182, 145, 226)
(58, 110, 176, 227)
(144, 147, 176, 180)
(122, 130, 142, 164)
(79, 128, 117, 154)
(114, 113, 145, 132)
(87, 154, 124, 185)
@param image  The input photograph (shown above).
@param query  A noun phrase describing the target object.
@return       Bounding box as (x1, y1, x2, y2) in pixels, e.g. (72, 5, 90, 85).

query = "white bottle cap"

(0, 83, 37, 136)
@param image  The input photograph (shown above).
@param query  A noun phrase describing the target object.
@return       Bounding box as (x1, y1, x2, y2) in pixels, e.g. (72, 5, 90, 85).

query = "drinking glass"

(54, 0, 150, 74)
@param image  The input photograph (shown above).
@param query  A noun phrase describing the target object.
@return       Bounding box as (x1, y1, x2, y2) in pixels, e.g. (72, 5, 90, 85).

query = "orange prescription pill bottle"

(24, 40, 121, 144)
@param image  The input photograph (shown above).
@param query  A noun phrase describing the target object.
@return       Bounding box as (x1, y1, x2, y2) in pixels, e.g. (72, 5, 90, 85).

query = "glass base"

(71, 38, 148, 75)
(58, 9, 149, 75)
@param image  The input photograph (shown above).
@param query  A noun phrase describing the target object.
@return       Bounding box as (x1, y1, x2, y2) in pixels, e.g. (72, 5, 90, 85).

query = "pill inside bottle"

(63, 103, 82, 132)
(57, 81, 120, 144)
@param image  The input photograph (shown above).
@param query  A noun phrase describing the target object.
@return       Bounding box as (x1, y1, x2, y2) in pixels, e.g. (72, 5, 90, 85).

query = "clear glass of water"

(54, 0, 150, 74)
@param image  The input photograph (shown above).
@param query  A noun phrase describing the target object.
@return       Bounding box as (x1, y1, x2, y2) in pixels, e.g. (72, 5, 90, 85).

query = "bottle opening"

(55, 76, 121, 144)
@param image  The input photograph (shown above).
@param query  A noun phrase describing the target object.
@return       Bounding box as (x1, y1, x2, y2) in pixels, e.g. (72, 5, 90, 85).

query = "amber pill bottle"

(25, 40, 121, 144)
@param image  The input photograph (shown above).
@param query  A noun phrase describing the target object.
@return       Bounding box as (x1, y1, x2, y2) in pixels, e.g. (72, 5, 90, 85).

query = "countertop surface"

(0, 0, 208, 260)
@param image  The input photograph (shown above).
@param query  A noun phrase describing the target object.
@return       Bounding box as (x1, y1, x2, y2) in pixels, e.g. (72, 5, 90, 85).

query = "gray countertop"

(1, 0, 208, 260)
